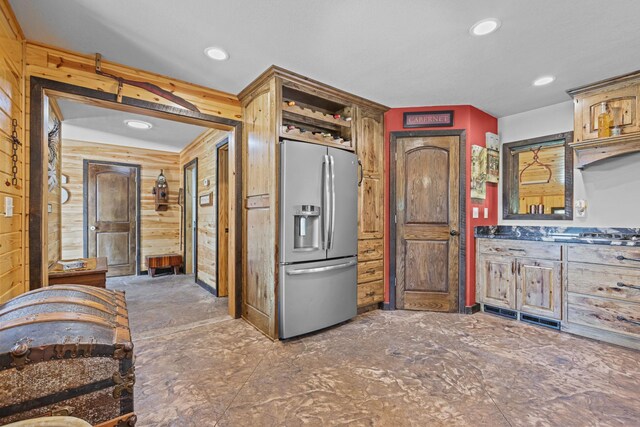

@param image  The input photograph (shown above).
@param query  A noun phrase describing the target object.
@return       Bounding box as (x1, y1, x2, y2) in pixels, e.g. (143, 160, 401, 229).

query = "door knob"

(90, 226, 96, 231)
(450, 229, 459, 236)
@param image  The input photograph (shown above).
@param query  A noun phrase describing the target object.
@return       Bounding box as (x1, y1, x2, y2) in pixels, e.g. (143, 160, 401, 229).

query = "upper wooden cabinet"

(355, 107, 384, 241)
(567, 70, 640, 168)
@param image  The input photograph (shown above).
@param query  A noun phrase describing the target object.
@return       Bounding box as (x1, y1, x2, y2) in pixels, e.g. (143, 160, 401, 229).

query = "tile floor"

(109, 275, 640, 427)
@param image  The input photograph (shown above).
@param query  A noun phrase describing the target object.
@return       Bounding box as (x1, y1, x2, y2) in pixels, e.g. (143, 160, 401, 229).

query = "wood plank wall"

(0, 0, 25, 303)
(60, 139, 181, 267)
(46, 98, 61, 267)
(179, 129, 229, 290)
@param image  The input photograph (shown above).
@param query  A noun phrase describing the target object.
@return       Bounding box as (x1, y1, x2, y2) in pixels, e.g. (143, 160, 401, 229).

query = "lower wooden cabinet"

(476, 250, 562, 320)
(476, 238, 640, 350)
(477, 254, 516, 310)
(517, 259, 562, 320)
(357, 238, 384, 308)
(564, 245, 640, 350)
(357, 280, 384, 307)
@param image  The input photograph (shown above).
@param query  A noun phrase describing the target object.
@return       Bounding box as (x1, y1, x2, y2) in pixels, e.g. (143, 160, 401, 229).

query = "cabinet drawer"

(358, 259, 383, 283)
(568, 245, 640, 268)
(357, 280, 384, 307)
(358, 239, 383, 261)
(478, 239, 561, 260)
(567, 293, 640, 337)
(568, 262, 640, 303)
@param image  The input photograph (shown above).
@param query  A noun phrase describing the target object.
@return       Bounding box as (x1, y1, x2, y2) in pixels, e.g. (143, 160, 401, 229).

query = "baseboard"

(464, 303, 480, 314)
(382, 302, 394, 310)
(196, 278, 217, 297)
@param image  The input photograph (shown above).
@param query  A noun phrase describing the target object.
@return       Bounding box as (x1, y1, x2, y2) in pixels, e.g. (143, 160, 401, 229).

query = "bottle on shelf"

(597, 102, 612, 138)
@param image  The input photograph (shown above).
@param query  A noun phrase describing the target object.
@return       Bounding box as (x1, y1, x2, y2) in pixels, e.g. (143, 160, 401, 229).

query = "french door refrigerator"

(279, 140, 358, 339)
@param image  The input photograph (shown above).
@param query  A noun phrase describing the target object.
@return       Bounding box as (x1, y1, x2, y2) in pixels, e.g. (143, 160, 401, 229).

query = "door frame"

(215, 138, 229, 297)
(183, 158, 198, 280)
(29, 77, 243, 318)
(389, 130, 467, 313)
(82, 160, 141, 275)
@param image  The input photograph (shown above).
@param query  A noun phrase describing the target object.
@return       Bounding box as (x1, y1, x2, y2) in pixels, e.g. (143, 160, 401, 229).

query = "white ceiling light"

(533, 76, 555, 86)
(124, 119, 153, 130)
(204, 46, 229, 61)
(470, 18, 501, 36)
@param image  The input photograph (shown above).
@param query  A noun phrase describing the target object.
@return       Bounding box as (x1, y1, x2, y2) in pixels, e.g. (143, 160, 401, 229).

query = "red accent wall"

(384, 105, 498, 308)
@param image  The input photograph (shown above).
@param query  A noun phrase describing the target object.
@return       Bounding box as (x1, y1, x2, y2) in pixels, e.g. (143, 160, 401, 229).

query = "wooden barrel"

(0, 285, 136, 426)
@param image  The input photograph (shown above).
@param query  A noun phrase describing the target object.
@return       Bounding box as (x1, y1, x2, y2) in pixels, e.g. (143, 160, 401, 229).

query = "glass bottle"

(597, 102, 612, 138)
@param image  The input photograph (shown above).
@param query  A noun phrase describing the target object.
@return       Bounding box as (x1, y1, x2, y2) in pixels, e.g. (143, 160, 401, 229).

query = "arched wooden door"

(395, 135, 460, 312)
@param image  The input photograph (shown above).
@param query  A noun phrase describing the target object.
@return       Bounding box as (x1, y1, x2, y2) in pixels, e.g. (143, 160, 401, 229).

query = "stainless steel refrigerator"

(279, 140, 358, 339)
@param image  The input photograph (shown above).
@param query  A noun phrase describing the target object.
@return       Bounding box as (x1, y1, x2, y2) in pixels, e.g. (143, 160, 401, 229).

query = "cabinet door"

(517, 259, 562, 319)
(575, 85, 639, 142)
(356, 107, 384, 240)
(476, 254, 516, 309)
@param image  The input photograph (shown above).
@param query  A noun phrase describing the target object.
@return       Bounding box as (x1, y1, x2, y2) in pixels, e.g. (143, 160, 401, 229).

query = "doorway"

(216, 140, 229, 297)
(183, 158, 198, 278)
(390, 130, 466, 313)
(84, 160, 140, 276)
(30, 77, 243, 318)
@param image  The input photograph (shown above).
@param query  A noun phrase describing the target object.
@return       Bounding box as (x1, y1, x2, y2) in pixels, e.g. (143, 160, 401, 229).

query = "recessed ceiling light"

(533, 76, 555, 86)
(470, 18, 501, 36)
(204, 46, 229, 61)
(124, 119, 152, 130)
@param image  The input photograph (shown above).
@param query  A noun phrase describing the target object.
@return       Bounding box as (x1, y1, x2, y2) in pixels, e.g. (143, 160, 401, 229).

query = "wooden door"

(477, 254, 516, 309)
(517, 258, 562, 319)
(86, 162, 137, 277)
(395, 135, 460, 311)
(184, 160, 197, 275)
(217, 144, 229, 297)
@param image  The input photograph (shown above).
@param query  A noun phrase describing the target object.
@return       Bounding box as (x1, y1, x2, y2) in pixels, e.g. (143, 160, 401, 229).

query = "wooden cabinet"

(355, 107, 385, 308)
(564, 244, 640, 350)
(356, 107, 384, 240)
(517, 259, 562, 319)
(568, 70, 640, 168)
(476, 240, 562, 320)
(239, 67, 387, 338)
(476, 237, 640, 350)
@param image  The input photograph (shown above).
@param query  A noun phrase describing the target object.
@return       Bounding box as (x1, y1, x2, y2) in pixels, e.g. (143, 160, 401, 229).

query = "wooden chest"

(0, 285, 136, 426)
(145, 253, 182, 277)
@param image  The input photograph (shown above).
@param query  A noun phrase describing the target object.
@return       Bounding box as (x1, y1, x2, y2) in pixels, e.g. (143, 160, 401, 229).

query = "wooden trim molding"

(29, 77, 243, 319)
(389, 130, 467, 314)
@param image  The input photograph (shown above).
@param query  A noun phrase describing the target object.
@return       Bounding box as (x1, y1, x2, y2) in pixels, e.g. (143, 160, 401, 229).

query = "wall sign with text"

(403, 110, 454, 128)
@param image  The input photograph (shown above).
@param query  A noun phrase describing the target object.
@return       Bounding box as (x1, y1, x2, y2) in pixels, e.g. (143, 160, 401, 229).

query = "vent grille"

(521, 313, 560, 330)
(483, 305, 517, 319)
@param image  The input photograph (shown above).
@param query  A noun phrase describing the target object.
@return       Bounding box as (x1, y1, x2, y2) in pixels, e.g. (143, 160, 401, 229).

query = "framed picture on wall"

(486, 148, 500, 183)
(471, 145, 487, 199)
(199, 192, 213, 206)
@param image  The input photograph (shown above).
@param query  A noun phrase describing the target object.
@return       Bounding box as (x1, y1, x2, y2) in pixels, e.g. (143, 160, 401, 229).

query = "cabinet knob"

(449, 229, 459, 236)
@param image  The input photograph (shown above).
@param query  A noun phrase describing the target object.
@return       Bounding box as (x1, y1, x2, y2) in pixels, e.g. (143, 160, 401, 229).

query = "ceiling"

(56, 98, 210, 152)
(11, 0, 640, 117)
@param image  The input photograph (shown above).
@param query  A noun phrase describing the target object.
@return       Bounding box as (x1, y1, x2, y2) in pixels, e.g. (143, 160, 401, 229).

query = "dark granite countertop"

(475, 226, 640, 247)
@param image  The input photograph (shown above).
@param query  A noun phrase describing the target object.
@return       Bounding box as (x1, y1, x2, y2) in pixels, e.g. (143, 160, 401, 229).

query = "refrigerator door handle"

(286, 260, 357, 275)
(323, 154, 330, 250)
(328, 155, 336, 249)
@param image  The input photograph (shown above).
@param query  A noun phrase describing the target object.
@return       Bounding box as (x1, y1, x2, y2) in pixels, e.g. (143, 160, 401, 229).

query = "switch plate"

(484, 207, 489, 219)
(472, 207, 479, 218)
(4, 196, 12, 217)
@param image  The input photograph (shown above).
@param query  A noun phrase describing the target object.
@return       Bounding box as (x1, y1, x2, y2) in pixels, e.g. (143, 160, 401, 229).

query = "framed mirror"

(502, 131, 573, 220)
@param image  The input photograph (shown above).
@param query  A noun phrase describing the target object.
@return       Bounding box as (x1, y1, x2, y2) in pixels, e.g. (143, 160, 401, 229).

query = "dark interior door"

(86, 162, 138, 277)
(395, 135, 460, 312)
